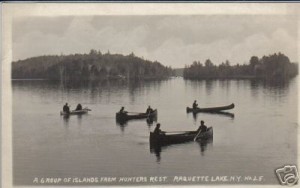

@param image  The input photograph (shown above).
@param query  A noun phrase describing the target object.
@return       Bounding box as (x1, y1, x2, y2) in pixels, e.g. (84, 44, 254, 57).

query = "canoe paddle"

(193, 130, 202, 141)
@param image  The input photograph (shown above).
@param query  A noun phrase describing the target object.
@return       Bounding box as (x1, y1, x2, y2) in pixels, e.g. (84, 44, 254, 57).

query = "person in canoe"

(193, 100, 198, 109)
(75, 103, 82, 111)
(63, 103, 70, 114)
(119, 106, 128, 114)
(146, 105, 154, 114)
(153, 123, 165, 135)
(196, 120, 207, 133)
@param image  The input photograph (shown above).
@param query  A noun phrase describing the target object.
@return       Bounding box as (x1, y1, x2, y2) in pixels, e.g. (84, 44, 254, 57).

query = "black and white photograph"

(2, 3, 300, 187)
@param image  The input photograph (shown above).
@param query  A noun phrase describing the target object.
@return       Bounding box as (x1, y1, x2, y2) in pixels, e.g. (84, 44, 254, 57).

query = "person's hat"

(157, 123, 161, 126)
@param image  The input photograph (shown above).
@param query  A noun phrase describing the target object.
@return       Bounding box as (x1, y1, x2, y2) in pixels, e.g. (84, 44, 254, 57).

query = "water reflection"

(219, 79, 231, 90)
(146, 118, 156, 127)
(184, 79, 205, 92)
(191, 111, 234, 121)
(150, 144, 162, 163)
(205, 80, 214, 95)
(250, 78, 291, 90)
(62, 115, 70, 127)
(13, 78, 293, 96)
(150, 138, 213, 162)
(116, 117, 157, 133)
(115, 119, 128, 133)
(127, 80, 165, 104)
(77, 114, 82, 126)
(184, 79, 218, 96)
(197, 138, 213, 156)
(12, 79, 165, 104)
(61, 114, 85, 128)
(183, 78, 293, 96)
(248, 79, 292, 100)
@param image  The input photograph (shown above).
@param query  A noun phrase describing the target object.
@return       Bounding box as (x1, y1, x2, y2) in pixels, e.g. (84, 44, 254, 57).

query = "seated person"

(63, 103, 70, 114)
(119, 107, 127, 114)
(75, 103, 82, 111)
(146, 105, 154, 114)
(153, 123, 165, 135)
(193, 100, 198, 109)
(196, 120, 207, 132)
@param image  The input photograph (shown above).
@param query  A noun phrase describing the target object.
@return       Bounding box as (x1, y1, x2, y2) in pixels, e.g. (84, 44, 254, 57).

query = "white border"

(2, 2, 300, 188)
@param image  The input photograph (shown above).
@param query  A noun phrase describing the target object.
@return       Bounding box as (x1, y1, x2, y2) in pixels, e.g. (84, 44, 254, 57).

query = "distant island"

(12, 50, 173, 81)
(12, 51, 298, 81)
(183, 53, 298, 80)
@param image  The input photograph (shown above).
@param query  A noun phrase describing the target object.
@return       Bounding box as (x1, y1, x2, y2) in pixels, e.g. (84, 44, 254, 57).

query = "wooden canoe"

(150, 127, 213, 146)
(186, 103, 234, 113)
(60, 108, 90, 116)
(116, 109, 157, 122)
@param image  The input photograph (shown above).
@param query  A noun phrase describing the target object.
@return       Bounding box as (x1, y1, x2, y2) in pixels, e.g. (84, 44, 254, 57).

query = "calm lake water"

(12, 77, 298, 185)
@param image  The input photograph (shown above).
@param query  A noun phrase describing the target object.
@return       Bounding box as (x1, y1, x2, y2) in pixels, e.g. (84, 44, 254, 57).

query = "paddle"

(193, 129, 202, 141)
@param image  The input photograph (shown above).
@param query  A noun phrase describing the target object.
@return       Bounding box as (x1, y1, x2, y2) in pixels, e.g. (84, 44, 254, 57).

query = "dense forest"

(12, 50, 173, 81)
(183, 53, 298, 80)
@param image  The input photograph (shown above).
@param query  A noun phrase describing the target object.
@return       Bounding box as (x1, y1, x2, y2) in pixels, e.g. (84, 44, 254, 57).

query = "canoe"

(60, 108, 90, 116)
(116, 109, 157, 122)
(186, 103, 234, 113)
(150, 127, 213, 147)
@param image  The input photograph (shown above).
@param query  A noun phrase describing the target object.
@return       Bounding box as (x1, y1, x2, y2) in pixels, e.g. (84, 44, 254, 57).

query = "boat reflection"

(150, 144, 162, 163)
(62, 114, 84, 128)
(115, 119, 128, 132)
(191, 111, 234, 121)
(197, 138, 213, 156)
(77, 114, 83, 126)
(116, 117, 157, 132)
(146, 118, 156, 127)
(62, 115, 70, 127)
(150, 138, 213, 162)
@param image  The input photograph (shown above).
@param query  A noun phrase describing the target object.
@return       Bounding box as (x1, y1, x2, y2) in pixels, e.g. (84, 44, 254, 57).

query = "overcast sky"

(13, 15, 298, 68)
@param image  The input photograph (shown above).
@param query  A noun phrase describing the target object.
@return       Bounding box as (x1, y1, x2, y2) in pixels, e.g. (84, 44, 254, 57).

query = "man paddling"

(193, 120, 208, 141)
(146, 105, 154, 114)
(119, 107, 128, 114)
(153, 123, 165, 135)
(75, 103, 82, 111)
(63, 103, 70, 114)
(193, 100, 198, 109)
(196, 120, 207, 132)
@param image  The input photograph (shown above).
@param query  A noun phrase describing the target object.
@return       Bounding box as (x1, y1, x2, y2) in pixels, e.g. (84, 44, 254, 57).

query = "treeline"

(12, 50, 173, 80)
(183, 53, 298, 80)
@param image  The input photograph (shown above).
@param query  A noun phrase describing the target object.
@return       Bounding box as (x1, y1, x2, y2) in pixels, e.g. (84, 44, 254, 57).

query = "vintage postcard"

(2, 3, 300, 188)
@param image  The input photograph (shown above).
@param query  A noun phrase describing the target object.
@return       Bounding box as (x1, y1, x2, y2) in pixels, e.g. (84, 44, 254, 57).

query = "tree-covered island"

(12, 50, 173, 81)
(183, 53, 298, 80)
(12, 51, 297, 81)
